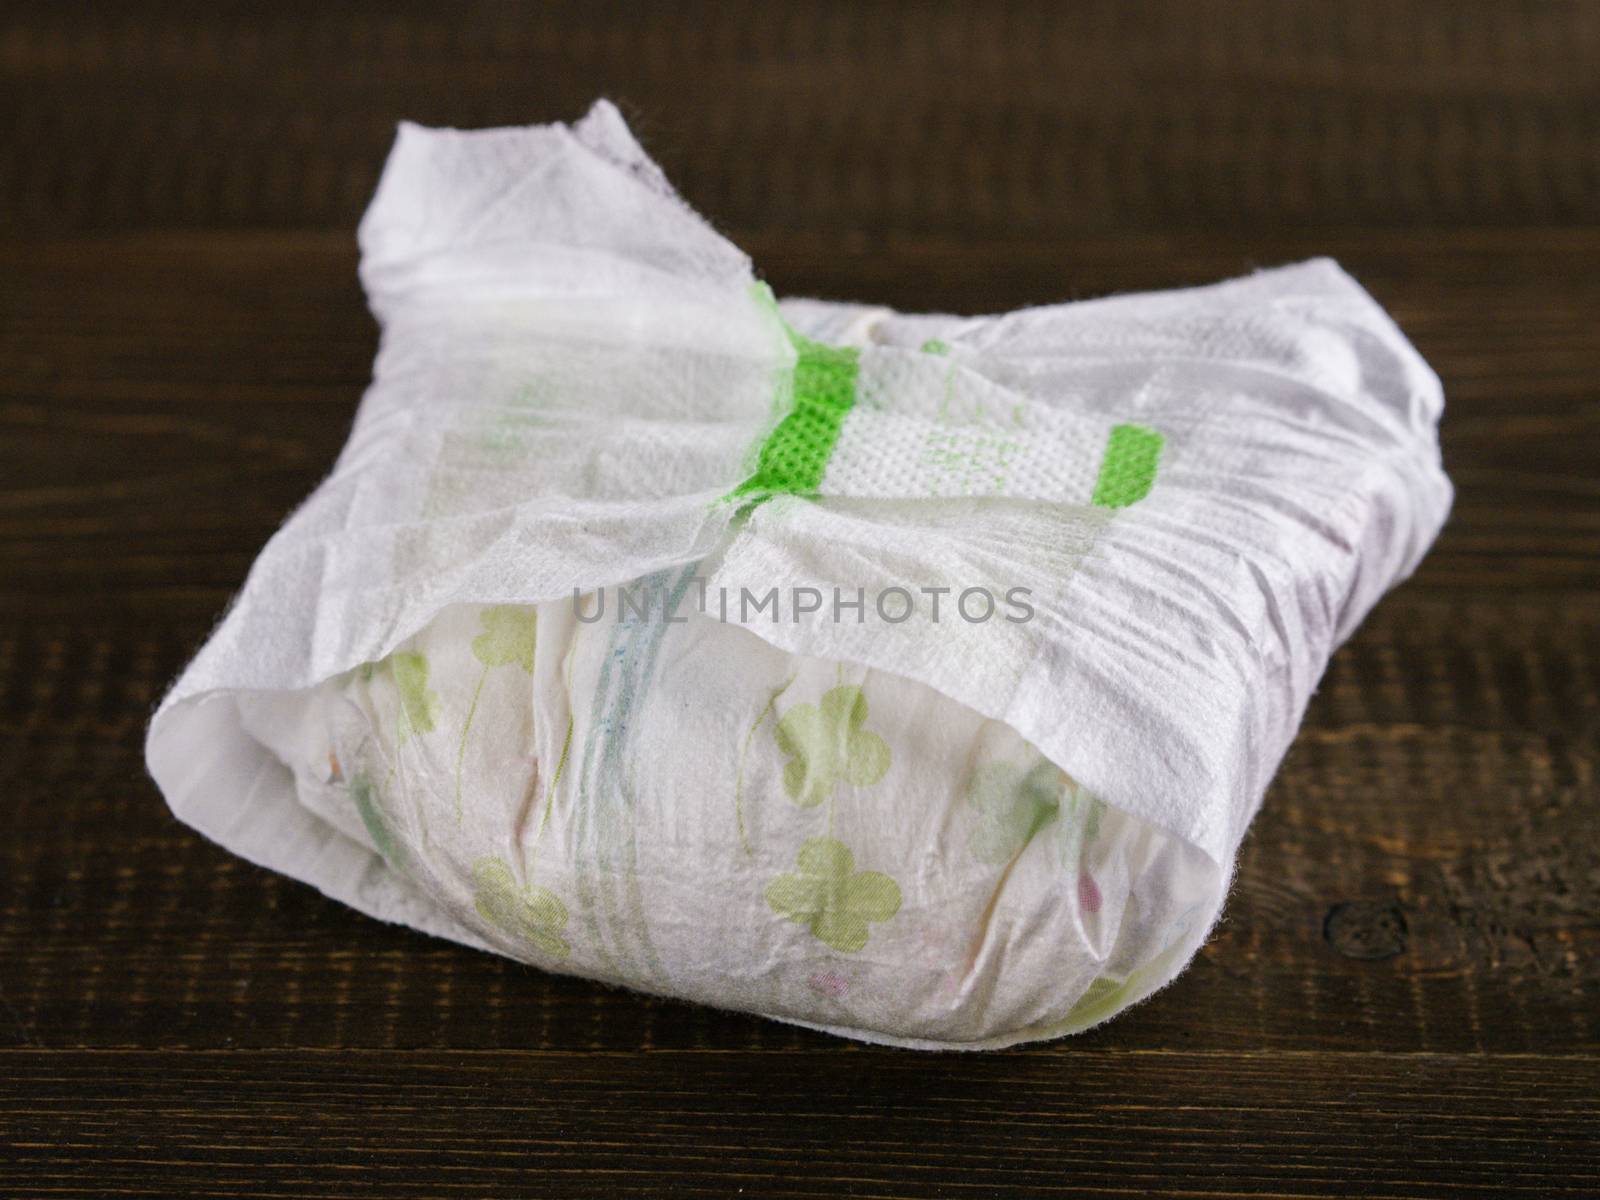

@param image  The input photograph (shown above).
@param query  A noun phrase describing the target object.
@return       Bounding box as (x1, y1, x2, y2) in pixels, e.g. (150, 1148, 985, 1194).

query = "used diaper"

(146, 101, 1451, 1048)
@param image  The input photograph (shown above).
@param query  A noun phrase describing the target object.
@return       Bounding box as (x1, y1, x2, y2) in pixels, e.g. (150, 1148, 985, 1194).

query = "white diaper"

(147, 101, 1450, 1048)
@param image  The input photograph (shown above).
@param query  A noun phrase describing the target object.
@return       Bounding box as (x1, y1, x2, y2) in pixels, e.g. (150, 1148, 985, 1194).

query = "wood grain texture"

(2, 2, 1598, 1196)
(3, 0, 1599, 236)
(3, 1050, 1598, 1198)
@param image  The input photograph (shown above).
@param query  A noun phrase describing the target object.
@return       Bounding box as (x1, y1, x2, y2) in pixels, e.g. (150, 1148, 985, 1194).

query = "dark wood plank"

(3, 0, 1598, 235)
(2, 1049, 1597, 1198)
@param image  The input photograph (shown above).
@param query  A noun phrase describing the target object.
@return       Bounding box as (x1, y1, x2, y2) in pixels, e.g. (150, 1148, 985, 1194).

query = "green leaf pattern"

(350, 771, 403, 868)
(456, 605, 538, 822)
(472, 605, 538, 672)
(471, 857, 571, 961)
(774, 685, 890, 809)
(766, 837, 902, 953)
(965, 760, 1067, 864)
(763, 683, 901, 954)
(390, 651, 439, 743)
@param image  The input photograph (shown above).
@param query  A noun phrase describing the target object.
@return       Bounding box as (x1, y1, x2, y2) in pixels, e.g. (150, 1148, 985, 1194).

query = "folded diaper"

(146, 101, 1451, 1048)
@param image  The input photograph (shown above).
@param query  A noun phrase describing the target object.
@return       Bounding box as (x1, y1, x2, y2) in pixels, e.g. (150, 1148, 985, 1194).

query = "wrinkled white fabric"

(146, 101, 1450, 1048)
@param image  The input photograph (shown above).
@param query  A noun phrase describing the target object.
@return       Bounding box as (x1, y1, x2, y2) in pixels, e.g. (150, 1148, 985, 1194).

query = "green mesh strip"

(1091, 423, 1164, 508)
(731, 326, 860, 502)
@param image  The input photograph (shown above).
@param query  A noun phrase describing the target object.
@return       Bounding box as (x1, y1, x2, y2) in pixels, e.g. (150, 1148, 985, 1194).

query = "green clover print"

(765, 837, 901, 953)
(472, 605, 538, 673)
(471, 857, 570, 961)
(966, 760, 1067, 864)
(390, 652, 439, 744)
(454, 605, 539, 822)
(774, 685, 890, 809)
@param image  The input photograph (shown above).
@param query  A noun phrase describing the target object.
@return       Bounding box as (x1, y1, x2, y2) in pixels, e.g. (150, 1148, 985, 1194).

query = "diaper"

(146, 101, 1451, 1048)
(235, 598, 1214, 1047)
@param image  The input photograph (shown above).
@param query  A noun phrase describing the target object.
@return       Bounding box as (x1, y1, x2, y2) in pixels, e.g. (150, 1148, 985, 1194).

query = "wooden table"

(3, 4, 1597, 1196)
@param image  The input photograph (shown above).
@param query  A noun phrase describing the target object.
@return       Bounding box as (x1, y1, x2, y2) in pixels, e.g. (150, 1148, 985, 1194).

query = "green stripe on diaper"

(1091, 423, 1164, 509)
(731, 325, 860, 503)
